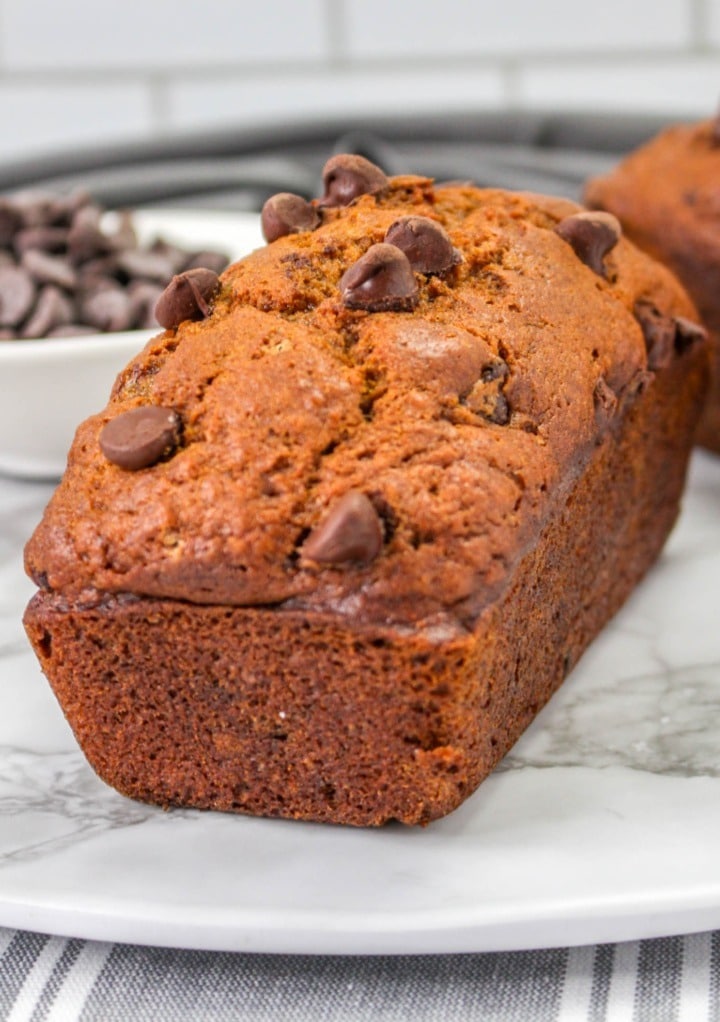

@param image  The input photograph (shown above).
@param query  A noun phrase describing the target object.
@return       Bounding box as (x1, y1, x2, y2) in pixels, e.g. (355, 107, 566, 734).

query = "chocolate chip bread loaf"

(585, 112, 720, 451)
(23, 155, 708, 826)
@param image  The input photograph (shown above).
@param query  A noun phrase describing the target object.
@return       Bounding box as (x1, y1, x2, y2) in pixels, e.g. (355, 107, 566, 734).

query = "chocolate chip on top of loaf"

(23, 154, 709, 826)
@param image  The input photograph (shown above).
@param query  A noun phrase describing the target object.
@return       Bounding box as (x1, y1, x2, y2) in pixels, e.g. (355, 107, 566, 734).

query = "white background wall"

(1, 0, 719, 160)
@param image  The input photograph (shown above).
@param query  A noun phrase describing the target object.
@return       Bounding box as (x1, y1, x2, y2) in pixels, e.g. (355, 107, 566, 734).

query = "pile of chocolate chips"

(0, 191, 229, 340)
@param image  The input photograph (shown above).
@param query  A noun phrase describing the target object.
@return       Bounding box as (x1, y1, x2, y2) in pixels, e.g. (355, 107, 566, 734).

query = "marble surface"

(1, 453, 720, 954)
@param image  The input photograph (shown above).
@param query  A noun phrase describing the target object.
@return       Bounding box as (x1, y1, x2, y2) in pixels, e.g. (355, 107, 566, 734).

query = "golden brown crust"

(585, 117, 720, 450)
(22, 171, 709, 825)
(25, 179, 698, 627)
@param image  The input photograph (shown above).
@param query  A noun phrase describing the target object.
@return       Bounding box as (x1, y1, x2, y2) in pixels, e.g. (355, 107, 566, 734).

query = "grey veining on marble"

(1, 453, 720, 953)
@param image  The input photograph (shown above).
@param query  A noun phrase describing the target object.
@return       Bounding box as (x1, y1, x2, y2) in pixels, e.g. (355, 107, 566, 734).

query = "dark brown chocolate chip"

(99, 405, 181, 470)
(154, 268, 220, 329)
(0, 202, 22, 247)
(81, 286, 134, 332)
(261, 193, 321, 242)
(302, 491, 383, 565)
(20, 285, 74, 339)
(116, 248, 177, 283)
(319, 154, 389, 208)
(384, 216, 461, 274)
(463, 376, 510, 425)
(0, 265, 36, 326)
(128, 280, 166, 329)
(674, 316, 707, 354)
(340, 243, 418, 313)
(14, 226, 68, 256)
(21, 248, 78, 291)
(67, 213, 112, 263)
(634, 298, 676, 370)
(182, 249, 230, 275)
(555, 211, 621, 277)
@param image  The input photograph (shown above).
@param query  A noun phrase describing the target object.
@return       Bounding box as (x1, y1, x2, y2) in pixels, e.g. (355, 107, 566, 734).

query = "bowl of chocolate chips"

(0, 192, 263, 479)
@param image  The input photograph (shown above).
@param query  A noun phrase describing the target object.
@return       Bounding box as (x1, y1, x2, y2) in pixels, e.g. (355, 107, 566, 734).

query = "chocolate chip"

(99, 406, 182, 470)
(20, 285, 74, 339)
(0, 265, 36, 326)
(384, 216, 461, 274)
(319, 154, 389, 208)
(674, 316, 707, 354)
(555, 211, 621, 277)
(340, 244, 418, 313)
(463, 378, 510, 424)
(143, 238, 189, 275)
(21, 249, 78, 291)
(261, 193, 321, 242)
(0, 194, 229, 340)
(0, 202, 22, 247)
(116, 248, 177, 283)
(81, 286, 134, 332)
(302, 491, 383, 565)
(634, 298, 676, 370)
(128, 280, 166, 329)
(154, 268, 220, 329)
(182, 249, 231, 275)
(14, 226, 68, 256)
(65, 215, 111, 265)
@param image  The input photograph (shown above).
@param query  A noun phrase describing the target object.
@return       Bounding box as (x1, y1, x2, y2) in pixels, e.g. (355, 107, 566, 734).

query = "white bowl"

(0, 209, 264, 479)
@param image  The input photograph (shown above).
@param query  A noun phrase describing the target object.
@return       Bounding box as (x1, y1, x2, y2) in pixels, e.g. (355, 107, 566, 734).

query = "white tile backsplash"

(0, 0, 716, 160)
(518, 57, 720, 115)
(0, 0, 328, 71)
(707, 0, 720, 42)
(163, 67, 506, 134)
(1, 81, 153, 159)
(341, 0, 692, 57)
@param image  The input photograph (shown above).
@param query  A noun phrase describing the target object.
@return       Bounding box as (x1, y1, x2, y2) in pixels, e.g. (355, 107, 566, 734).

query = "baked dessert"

(584, 112, 720, 451)
(23, 155, 708, 826)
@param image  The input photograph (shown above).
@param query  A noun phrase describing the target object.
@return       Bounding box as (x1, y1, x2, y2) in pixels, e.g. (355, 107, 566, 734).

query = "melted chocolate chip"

(384, 216, 461, 275)
(555, 211, 621, 277)
(340, 243, 418, 313)
(302, 491, 383, 565)
(154, 268, 220, 329)
(634, 298, 677, 370)
(99, 406, 181, 470)
(261, 193, 320, 242)
(319, 154, 389, 208)
(458, 358, 510, 425)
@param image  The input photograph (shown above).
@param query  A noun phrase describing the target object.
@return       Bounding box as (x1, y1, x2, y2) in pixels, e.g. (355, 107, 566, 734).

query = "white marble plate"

(1, 452, 720, 954)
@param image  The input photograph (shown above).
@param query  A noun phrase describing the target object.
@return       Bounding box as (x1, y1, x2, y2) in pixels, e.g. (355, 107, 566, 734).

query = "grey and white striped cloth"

(1, 927, 718, 1021)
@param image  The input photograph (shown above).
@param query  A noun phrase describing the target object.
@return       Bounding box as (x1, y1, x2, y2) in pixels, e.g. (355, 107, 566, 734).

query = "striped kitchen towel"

(0, 927, 717, 1021)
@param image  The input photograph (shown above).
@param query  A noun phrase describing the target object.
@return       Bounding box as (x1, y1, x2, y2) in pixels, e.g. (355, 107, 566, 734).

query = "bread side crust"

(23, 340, 706, 825)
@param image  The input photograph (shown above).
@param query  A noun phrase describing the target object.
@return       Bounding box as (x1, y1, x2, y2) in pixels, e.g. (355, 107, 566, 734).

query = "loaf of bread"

(585, 113, 720, 451)
(23, 156, 708, 826)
